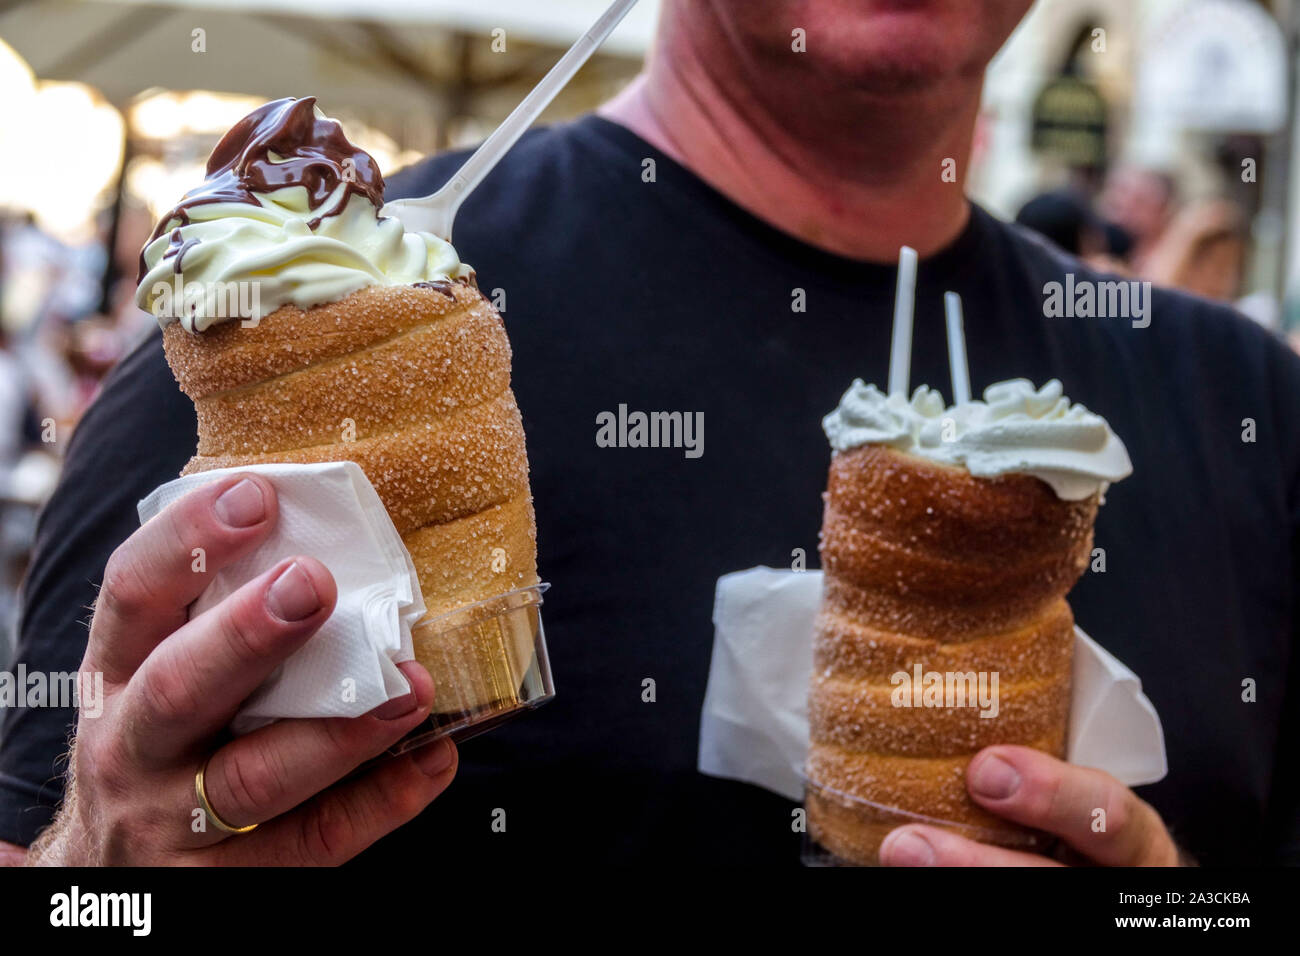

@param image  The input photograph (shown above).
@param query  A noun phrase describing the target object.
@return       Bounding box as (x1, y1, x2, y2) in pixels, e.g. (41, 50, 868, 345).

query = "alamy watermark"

(150, 276, 263, 327)
(0, 666, 103, 717)
(1043, 274, 1151, 328)
(596, 405, 704, 459)
(50, 886, 151, 936)
(890, 665, 1000, 718)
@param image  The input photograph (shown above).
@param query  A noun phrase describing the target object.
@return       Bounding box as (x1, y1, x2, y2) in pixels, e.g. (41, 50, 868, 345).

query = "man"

(3, 0, 1297, 866)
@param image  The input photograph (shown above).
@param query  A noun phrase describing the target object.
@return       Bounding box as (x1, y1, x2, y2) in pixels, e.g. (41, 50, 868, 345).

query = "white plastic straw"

(944, 291, 971, 405)
(888, 246, 919, 396)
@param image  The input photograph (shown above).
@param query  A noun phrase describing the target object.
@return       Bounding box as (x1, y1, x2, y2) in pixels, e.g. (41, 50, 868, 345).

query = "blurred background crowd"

(2, 0, 1300, 661)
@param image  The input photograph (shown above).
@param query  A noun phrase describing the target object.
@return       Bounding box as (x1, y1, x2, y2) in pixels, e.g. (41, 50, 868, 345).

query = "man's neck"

(599, 20, 980, 262)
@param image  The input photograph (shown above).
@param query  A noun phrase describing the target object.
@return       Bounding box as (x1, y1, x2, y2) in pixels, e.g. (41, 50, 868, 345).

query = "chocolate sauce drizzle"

(411, 280, 457, 299)
(139, 97, 385, 280)
(414, 272, 481, 296)
(161, 228, 200, 273)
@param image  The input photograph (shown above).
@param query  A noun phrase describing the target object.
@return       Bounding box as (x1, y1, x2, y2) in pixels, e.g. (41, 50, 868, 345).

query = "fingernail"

(372, 692, 418, 720)
(881, 830, 936, 866)
(215, 479, 266, 528)
(413, 739, 454, 778)
(970, 754, 1021, 799)
(266, 562, 320, 622)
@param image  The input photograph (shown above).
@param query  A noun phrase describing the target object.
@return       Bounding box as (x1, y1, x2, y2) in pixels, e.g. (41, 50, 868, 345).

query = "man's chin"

(736, 0, 1030, 95)
(824, 47, 962, 96)
(800, 41, 967, 96)
(806, 14, 993, 94)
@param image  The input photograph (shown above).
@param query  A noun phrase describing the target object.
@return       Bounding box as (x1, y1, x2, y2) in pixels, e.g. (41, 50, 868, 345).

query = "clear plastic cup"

(802, 777, 1051, 866)
(391, 583, 554, 752)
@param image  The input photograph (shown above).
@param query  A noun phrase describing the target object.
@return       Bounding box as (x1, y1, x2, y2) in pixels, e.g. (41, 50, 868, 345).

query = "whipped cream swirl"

(136, 97, 472, 332)
(822, 378, 1132, 500)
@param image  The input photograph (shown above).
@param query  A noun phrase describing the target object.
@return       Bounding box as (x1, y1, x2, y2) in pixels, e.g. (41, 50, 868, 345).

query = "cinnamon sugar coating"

(808, 444, 1093, 863)
(164, 283, 539, 716)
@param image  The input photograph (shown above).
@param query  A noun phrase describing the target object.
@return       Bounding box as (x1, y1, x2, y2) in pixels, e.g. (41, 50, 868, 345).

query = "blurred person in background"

(1, 209, 129, 438)
(1099, 164, 1178, 275)
(1014, 188, 1129, 273)
(0, 327, 31, 488)
(0, 324, 44, 671)
(62, 316, 125, 414)
(1143, 199, 1248, 305)
(1014, 189, 1106, 257)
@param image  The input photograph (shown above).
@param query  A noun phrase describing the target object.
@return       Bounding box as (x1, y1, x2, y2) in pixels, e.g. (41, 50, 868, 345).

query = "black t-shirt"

(3, 116, 1299, 866)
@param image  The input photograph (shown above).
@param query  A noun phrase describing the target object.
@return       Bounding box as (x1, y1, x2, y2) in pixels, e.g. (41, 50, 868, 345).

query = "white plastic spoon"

(381, 0, 642, 240)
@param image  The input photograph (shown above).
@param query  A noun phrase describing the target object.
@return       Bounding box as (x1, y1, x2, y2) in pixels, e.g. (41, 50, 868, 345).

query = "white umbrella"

(0, 0, 658, 113)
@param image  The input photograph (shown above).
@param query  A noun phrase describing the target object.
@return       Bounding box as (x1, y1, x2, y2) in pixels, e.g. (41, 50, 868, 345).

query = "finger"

(966, 746, 1178, 866)
(879, 824, 1064, 867)
(121, 557, 337, 765)
(216, 737, 458, 866)
(89, 474, 278, 683)
(184, 661, 435, 844)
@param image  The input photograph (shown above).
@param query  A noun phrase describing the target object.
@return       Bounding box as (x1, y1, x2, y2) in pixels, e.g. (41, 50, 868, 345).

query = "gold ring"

(196, 757, 260, 835)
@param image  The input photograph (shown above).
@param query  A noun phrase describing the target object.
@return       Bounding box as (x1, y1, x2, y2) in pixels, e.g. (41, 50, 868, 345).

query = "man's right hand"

(22, 473, 455, 866)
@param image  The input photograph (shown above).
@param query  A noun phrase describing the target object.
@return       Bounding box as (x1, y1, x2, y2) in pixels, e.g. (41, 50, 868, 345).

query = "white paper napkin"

(699, 567, 1167, 802)
(138, 462, 424, 734)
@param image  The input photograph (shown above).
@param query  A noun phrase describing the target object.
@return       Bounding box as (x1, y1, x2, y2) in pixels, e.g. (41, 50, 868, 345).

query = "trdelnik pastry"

(807, 377, 1132, 864)
(138, 97, 543, 732)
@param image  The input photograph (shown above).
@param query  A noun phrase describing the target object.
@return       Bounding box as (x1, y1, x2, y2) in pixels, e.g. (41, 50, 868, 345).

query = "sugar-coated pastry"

(808, 380, 1132, 863)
